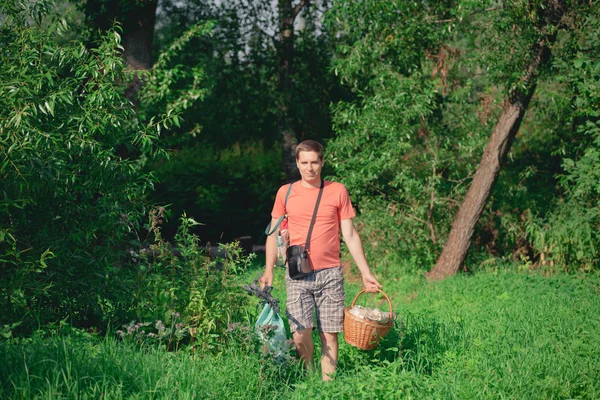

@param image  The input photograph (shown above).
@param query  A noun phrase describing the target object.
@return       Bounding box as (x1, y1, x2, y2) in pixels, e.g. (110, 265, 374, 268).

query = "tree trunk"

(85, 0, 158, 101)
(278, 0, 308, 182)
(426, 95, 535, 280)
(122, 0, 158, 101)
(427, 1, 566, 281)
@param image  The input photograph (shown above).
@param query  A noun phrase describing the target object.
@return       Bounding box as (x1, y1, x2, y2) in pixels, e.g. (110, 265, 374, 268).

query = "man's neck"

(300, 178, 322, 188)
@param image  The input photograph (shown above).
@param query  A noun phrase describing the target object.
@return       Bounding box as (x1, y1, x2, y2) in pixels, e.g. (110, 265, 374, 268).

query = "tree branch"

(292, 0, 309, 21)
(252, 24, 278, 46)
(432, 7, 500, 24)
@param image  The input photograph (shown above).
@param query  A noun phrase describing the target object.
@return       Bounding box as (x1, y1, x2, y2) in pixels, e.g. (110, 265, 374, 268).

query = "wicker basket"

(343, 289, 394, 350)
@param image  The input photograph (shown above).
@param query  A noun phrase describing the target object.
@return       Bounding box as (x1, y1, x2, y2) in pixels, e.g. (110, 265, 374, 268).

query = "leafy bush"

(0, 1, 214, 332)
(118, 212, 253, 351)
(149, 141, 284, 243)
(326, 0, 600, 273)
(0, 1, 162, 330)
(525, 121, 600, 271)
(525, 12, 600, 272)
(325, 1, 492, 268)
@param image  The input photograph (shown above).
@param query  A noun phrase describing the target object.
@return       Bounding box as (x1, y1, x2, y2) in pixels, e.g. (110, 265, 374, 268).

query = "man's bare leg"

(319, 332, 339, 381)
(293, 329, 315, 372)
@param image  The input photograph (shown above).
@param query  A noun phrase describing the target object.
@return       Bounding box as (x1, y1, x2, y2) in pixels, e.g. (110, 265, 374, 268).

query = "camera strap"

(304, 179, 325, 254)
(264, 183, 293, 236)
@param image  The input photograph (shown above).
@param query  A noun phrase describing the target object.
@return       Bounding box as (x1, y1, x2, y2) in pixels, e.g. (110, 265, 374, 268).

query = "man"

(259, 140, 382, 381)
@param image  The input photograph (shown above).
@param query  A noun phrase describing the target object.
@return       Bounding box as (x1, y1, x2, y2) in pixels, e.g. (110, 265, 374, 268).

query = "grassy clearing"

(1, 266, 599, 399)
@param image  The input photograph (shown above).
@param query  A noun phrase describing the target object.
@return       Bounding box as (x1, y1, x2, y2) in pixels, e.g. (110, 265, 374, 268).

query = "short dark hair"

(295, 140, 324, 160)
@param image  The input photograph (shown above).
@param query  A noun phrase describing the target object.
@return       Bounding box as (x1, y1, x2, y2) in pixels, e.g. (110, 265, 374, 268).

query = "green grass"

(2, 265, 600, 399)
(0, 329, 301, 399)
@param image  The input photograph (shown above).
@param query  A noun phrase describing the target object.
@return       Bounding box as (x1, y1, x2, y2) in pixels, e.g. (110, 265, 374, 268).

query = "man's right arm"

(259, 217, 280, 289)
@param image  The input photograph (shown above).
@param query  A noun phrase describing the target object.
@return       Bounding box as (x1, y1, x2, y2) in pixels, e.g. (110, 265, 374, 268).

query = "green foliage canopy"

(526, 9, 600, 270)
(325, 0, 600, 272)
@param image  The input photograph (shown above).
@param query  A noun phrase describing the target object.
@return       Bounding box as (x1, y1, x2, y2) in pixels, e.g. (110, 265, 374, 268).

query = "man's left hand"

(361, 272, 382, 293)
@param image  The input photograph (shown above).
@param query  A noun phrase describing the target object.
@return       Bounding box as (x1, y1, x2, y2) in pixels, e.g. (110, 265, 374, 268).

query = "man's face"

(296, 151, 324, 183)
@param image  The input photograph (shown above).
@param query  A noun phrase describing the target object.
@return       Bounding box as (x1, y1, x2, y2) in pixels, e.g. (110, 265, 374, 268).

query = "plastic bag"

(255, 303, 287, 355)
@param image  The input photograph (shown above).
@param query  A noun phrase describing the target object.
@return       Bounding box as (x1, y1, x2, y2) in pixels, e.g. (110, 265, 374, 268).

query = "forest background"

(1, 0, 599, 397)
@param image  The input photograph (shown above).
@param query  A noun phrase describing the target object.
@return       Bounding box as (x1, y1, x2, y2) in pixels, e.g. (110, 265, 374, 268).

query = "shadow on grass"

(338, 313, 468, 376)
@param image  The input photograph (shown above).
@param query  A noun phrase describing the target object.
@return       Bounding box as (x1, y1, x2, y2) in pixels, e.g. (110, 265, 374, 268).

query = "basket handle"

(350, 289, 394, 322)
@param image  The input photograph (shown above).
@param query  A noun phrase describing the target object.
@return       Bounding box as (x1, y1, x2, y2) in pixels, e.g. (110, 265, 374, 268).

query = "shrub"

(0, 1, 163, 330)
(525, 12, 600, 272)
(117, 212, 253, 351)
(0, 0, 209, 332)
(149, 141, 283, 243)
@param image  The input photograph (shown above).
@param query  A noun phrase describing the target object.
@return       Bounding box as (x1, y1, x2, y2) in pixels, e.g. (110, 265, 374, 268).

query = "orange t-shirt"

(271, 180, 356, 271)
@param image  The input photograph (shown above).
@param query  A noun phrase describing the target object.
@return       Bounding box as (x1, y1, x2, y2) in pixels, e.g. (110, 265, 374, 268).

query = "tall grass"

(1, 268, 599, 399)
(0, 329, 301, 399)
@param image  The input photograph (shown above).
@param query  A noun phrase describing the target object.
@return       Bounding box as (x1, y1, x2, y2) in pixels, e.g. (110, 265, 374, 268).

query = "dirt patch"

(342, 257, 362, 284)
(402, 292, 418, 304)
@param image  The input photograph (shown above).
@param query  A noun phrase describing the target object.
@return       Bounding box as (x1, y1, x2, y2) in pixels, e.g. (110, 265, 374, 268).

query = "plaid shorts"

(285, 266, 345, 333)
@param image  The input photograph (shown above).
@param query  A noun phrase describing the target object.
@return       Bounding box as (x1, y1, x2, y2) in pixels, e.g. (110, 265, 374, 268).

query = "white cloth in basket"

(348, 305, 391, 324)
